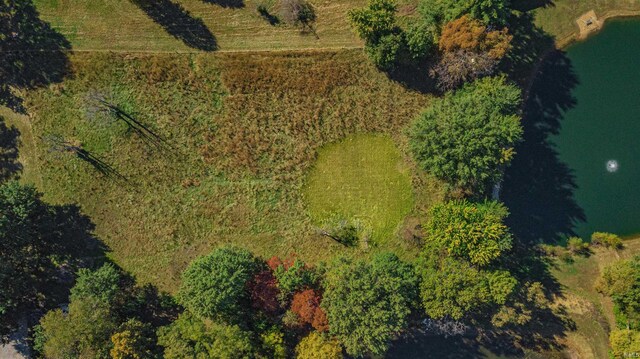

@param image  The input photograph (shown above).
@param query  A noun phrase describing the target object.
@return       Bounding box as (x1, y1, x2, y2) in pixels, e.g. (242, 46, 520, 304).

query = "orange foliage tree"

(432, 15, 512, 90)
(290, 289, 329, 332)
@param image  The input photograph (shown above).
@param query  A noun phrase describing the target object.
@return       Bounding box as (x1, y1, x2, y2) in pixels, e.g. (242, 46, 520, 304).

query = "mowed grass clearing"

(5, 50, 444, 292)
(32, 0, 418, 52)
(303, 134, 414, 245)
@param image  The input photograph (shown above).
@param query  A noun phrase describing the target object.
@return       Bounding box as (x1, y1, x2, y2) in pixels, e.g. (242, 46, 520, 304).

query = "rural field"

(3, 0, 640, 357)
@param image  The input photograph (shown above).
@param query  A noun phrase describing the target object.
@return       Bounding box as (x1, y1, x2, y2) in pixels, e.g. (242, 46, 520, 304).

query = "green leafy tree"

(610, 329, 640, 359)
(409, 76, 522, 194)
(349, 0, 408, 69)
(295, 332, 343, 359)
(71, 263, 123, 304)
(417, 249, 517, 320)
(273, 258, 319, 303)
(365, 33, 405, 70)
(417, 0, 511, 28)
(178, 247, 259, 322)
(597, 256, 640, 328)
(348, 0, 397, 42)
(425, 200, 512, 266)
(322, 253, 417, 357)
(39, 297, 118, 359)
(157, 312, 254, 359)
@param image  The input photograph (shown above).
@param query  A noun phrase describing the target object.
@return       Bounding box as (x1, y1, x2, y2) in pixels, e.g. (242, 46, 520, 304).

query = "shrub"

(567, 237, 589, 255)
(348, 0, 397, 43)
(280, 0, 316, 30)
(591, 232, 623, 249)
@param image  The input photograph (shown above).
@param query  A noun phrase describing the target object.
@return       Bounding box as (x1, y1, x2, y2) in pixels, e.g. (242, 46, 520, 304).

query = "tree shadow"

(502, 49, 584, 245)
(131, 0, 218, 51)
(389, 332, 484, 358)
(0, 117, 21, 181)
(387, 59, 439, 94)
(0, 0, 71, 113)
(501, 13, 584, 246)
(257, 6, 280, 25)
(203, 0, 245, 9)
(511, 0, 555, 12)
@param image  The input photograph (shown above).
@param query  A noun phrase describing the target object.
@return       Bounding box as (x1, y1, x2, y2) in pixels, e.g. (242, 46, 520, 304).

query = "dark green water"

(554, 19, 640, 238)
(504, 19, 640, 242)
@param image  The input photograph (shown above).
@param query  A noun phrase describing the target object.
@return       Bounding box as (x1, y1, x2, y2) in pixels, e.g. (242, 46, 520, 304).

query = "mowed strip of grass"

(304, 133, 415, 245)
(32, 0, 417, 51)
(531, 0, 640, 45)
(8, 50, 442, 292)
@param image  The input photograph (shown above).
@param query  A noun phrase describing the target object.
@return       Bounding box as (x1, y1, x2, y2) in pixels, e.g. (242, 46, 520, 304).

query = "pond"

(503, 19, 640, 242)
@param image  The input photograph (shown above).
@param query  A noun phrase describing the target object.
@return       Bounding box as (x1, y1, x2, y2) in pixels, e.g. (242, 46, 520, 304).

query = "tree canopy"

(295, 332, 343, 359)
(425, 200, 513, 266)
(409, 76, 522, 194)
(178, 247, 259, 322)
(597, 256, 640, 328)
(322, 253, 417, 357)
(157, 312, 254, 359)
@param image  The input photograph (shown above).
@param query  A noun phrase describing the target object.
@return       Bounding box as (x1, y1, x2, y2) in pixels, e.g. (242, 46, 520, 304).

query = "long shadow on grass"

(203, 0, 245, 9)
(0, 117, 22, 181)
(0, 0, 71, 113)
(131, 0, 218, 51)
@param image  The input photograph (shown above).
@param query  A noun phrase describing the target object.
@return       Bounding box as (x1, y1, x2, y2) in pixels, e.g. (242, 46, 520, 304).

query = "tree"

(39, 297, 118, 359)
(409, 76, 522, 194)
(295, 332, 343, 359)
(178, 247, 259, 322)
(157, 312, 254, 359)
(110, 319, 157, 359)
(272, 258, 319, 303)
(71, 263, 123, 305)
(417, 0, 511, 28)
(417, 249, 517, 320)
(432, 15, 512, 90)
(610, 329, 640, 359)
(291, 289, 329, 331)
(596, 256, 640, 328)
(425, 200, 512, 266)
(322, 253, 417, 357)
(0, 181, 85, 334)
(348, 0, 397, 43)
(280, 0, 316, 31)
(248, 268, 281, 315)
(364, 32, 405, 70)
(349, 0, 406, 69)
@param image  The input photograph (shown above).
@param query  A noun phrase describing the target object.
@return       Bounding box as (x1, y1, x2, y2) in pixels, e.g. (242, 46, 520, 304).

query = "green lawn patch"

(303, 134, 414, 245)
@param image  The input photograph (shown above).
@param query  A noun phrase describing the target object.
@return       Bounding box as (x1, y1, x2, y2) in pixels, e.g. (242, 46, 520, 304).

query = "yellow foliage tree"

(295, 332, 343, 359)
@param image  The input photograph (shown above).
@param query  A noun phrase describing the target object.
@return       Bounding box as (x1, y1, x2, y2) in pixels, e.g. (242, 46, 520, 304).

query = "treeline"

(15, 187, 552, 358)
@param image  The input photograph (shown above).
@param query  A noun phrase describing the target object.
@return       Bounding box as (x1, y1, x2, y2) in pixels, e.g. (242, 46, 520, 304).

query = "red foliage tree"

(249, 269, 280, 315)
(290, 289, 329, 332)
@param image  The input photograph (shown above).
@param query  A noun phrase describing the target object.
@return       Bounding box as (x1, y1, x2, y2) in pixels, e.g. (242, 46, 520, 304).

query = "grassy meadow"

(5, 50, 444, 292)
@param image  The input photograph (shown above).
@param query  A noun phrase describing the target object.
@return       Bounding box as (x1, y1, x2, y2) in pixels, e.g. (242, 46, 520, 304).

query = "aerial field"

(5, 50, 444, 292)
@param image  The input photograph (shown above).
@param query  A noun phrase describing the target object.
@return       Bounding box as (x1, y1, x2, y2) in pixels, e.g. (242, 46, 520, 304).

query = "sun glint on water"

(606, 160, 619, 173)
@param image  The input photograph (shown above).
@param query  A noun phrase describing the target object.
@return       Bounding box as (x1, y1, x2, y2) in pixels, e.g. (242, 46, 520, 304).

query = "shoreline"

(555, 10, 640, 49)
